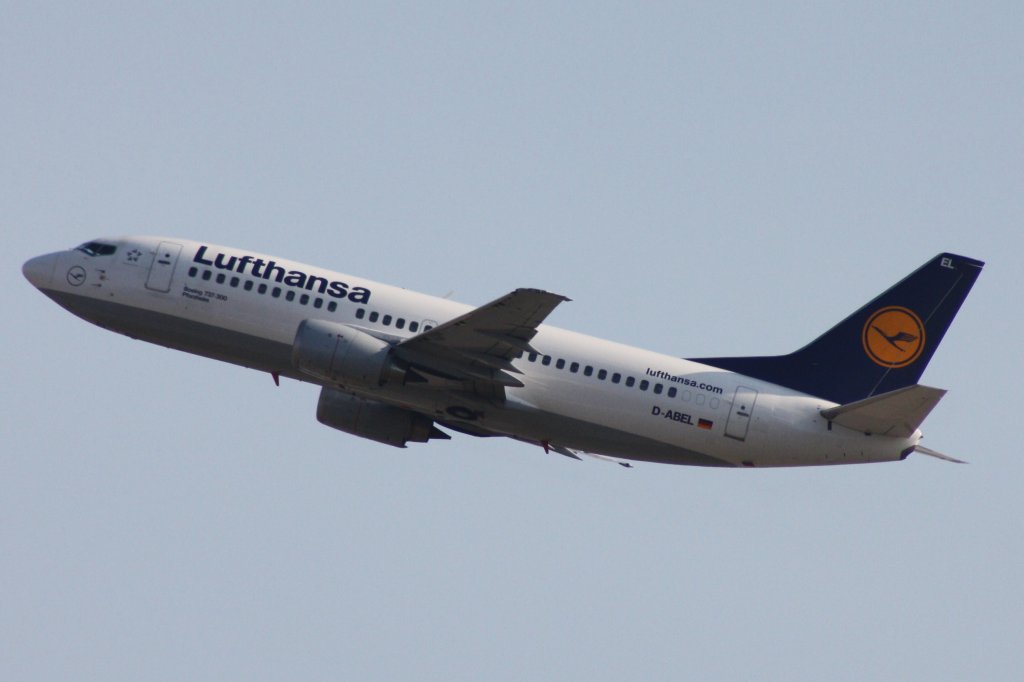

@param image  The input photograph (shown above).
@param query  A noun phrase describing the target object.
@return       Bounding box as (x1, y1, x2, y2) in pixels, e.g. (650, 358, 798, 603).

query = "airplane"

(22, 238, 983, 468)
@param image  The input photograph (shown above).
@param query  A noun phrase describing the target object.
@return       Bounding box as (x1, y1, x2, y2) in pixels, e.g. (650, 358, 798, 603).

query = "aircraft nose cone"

(22, 253, 56, 288)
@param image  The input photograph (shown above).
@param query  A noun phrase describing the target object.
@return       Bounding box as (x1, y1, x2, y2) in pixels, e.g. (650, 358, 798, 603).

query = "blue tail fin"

(691, 253, 984, 404)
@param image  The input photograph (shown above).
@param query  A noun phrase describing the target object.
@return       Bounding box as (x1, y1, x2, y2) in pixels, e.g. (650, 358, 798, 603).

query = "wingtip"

(515, 287, 571, 302)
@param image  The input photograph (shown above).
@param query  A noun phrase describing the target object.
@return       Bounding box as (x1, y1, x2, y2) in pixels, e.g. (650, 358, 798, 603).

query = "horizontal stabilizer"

(913, 445, 967, 464)
(820, 385, 946, 437)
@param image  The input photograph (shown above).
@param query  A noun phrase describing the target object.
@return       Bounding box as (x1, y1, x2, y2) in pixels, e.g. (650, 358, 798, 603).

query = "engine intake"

(292, 319, 404, 388)
(316, 388, 449, 448)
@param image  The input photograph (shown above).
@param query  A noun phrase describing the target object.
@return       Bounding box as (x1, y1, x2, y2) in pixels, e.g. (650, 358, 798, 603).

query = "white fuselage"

(23, 236, 920, 467)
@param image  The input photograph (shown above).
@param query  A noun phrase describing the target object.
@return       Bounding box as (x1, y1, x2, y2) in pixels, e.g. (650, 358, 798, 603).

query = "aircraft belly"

(504, 377, 731, 463)
(42, 289, 300, 378)
(463, 400, 735, 467)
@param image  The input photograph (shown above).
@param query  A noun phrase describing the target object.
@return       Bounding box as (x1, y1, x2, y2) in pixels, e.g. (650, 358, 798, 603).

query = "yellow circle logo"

(862, 307, 925, 368)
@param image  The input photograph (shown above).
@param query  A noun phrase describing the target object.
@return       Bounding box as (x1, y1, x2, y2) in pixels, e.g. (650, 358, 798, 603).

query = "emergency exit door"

(725, 386, 758, 441)
(145, 242, 182, 292)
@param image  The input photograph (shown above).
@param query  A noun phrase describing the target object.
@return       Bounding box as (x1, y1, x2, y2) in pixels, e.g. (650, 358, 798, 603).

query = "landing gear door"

(725, 386, 758, 441)
(146, 242, 182, 292)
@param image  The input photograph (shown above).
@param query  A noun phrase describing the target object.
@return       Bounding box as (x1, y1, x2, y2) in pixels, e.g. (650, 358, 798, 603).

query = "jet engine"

(292, 319, 405, 388)
(316, 387, 449, 448)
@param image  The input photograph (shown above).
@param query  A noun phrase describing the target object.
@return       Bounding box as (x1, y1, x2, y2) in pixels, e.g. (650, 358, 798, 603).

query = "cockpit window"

(74, 241, 117, 257)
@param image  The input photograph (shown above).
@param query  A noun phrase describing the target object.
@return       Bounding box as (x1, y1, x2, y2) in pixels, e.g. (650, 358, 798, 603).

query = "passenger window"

(202, 270, 212, 281)
(612, 373, 621, 384)
(556, 359, 565, 369)
(584, 366, 594, 377)
(216, 273, 226, 284)
(597, 369, 607, 380)
(639, 380, 649, 391)
(570, 362, 580, 373)
(383, 315, 392, 326)
(313, 298, 323, 309)
(626, 377, 635, 387)
(396, 318, 405, 330)
(285, 291, 295, 302)
(542, 355, 552, 366)
(258, 283, 267, 294)
(327, 301, 337, 312)
(244, 280, 254, 291)
(409, 321, 419, 332)
(230, 276, 239, 287)
(369, 311, 379, 322)
(654, 383, 663, 394)
(529, 353, 538, 362)
(424, 325, 433, 331)
(667, 387, 677, 398)
(356, 308, 365, 319)
(272, 287, 281, 298)
(188, 267, 198, 277)
(299, 294, 309, 305)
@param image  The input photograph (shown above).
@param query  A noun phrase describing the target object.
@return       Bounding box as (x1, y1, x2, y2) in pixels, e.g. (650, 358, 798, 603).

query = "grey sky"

(3, 3, 1022, 680)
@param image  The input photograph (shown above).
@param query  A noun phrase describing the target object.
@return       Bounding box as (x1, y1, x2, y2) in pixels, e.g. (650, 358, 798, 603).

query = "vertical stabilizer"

(692, 253, 983, 404)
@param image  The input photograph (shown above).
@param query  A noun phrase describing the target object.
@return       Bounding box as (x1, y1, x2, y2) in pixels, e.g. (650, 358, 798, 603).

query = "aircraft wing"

(394, 288, 569, 389)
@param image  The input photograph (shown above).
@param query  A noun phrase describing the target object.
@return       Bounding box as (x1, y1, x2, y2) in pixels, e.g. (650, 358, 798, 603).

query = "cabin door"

(724, 386, 758, 441)
(146, 242, 183, 292)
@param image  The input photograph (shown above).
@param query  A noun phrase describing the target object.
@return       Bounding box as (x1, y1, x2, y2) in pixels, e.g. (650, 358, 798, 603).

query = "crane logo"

(66, 266, 86, 287)
(862, 306, 925, 368)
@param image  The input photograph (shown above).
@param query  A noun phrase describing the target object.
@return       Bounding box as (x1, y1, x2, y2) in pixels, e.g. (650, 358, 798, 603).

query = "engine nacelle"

(292, 319, 404, 388)
(316, 388, 443, 448)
